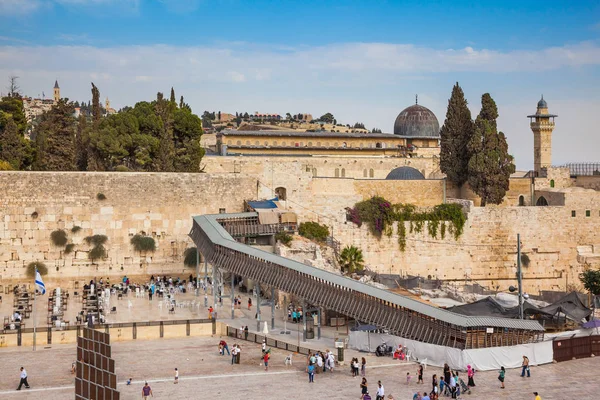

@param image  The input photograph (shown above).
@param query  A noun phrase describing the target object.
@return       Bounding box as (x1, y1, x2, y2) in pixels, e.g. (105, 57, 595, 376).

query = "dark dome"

(537, 96, 547, 108)
(393, 104, 440, 137)
(385, 166, 425, 180)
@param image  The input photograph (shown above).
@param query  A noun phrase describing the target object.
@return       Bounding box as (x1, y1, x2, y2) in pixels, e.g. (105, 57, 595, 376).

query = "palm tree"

(338, 245, 365, 274)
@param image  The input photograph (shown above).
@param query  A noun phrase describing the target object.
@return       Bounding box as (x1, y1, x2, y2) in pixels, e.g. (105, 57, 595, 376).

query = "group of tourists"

(350, 357, 367, 377)
(305, 349, 336, 382)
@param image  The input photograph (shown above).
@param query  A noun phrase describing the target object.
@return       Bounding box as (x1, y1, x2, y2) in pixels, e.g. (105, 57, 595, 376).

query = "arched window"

(246, 140, 250, 145)
(273, 141, 277, 146)
(236, 140, 241, 145)
(341, 168, 346, 178)
(275, 187, 287, 201)
(312, 168, 317, 177)
(342, 142, 347, 148)
(335, 168, 339, 178)
(363, 169, 367, 177)
(308, 141, 312, 146)
(376, 142, 382, 148)
(264, 141, 268, 146)
(282, 141, 286, 146)
(317, 142, 321, 147)
(369, 168, 374, 178)
(518, 195, 525, 206)
(536, 196, 548, 206)
(255, 140, 259, 146)
(550, 179, 555, 188)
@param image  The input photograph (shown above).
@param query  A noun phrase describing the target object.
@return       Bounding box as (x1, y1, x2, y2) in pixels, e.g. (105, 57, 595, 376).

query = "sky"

(0, 0, 599, 169)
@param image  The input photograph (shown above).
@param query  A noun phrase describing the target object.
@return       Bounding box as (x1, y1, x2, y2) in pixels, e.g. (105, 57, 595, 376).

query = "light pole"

(509, 233, 524, 319)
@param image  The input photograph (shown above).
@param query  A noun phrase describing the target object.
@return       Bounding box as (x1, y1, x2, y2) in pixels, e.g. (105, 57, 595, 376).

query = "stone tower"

(528, 96, 557, 175)
(53, 80, 60, 103)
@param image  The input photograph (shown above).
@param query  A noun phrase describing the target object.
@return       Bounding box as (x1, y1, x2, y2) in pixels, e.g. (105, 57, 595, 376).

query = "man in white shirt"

(449, 374, 457, 398)
(16, 367, 30, 390)
(376, 381, 385, 400)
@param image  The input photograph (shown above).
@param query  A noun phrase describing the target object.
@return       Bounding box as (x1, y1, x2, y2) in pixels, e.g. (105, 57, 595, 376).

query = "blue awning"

(247, 197, 278, 209)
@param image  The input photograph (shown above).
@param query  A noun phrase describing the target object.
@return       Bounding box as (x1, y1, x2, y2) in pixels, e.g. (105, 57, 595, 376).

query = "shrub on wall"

(26, 261, 48, 278)
(275, 232, 293, 246)
(183, 247, 199, 267)
(96, 193, 107, 201)
(347, 196, 466, 251)
(84, 235, 108, 246)
(89, 244, 107, 261)
(65, 243, 75, 254)
(521, 253, 530, 267)
(298, 222, 329, 242)
(130, 234, 156, 252)
(71, 226, 82, 233)
(31, 211, 38, 219)
(50, 229, 68, 246)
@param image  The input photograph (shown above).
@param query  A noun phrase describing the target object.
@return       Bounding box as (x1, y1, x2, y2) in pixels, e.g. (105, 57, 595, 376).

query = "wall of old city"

(0, 172, 256, 283)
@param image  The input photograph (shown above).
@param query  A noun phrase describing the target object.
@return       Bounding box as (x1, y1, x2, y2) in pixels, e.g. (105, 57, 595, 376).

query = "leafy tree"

(440, 83, 475, 186)
(353, 122, 365, 129)
(33, 99, 76, 171)
(467, 93, 515, 206)
(91, 82, 101, 124)
(371, 128, 382, 133)
(130, 234, 156, 252)
(285, 112, 292, 120)
(338, 245, 365, 274)
(154, 92, 175, 171)
(0, 160, 12, 170)
(179, 95, 185, 109)
(0, 118, 23, 169)
(298, 222, 329, 242)
(75, 114, 88, 170)
(580, 268, 600, 296)
(170, 87, 176, 104)
(172, 107, 204, 172)
(319, 113, 335, 123)
(0, 96, 27, 134)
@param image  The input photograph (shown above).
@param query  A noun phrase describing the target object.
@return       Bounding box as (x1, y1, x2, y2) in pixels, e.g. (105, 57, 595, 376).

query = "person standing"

(431, 374, 438, 399)
(248, 297, 252, 310)
(16, 367, 30, 390)
(498, 366, 505, 389)
(521, 356, 531, 377)
(376, 381, 385, 400)
(417, 364, 424, 384)
(263, 352, 269, 371)
(142, 382, 153, 399)
(174, 368, 179, 384)
(449, 373, 457, 398)
(360, 378, 368, 399)
(308, 362, 315, 383)
(231, 344, 238, 365)
(443, 363, 451, 392)
(467, 365, 476, 387)
(262, 340, 266, 355)
(361, 357, 366, 377)
(533, 392, 542, 400)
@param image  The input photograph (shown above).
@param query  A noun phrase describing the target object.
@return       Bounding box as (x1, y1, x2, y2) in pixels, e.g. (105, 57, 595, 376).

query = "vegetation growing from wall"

(338, 245, 365, 274)
(85, 234, 108, 261)
(130, 234, 156, 252)
(65, 243, 75, 254)
(580, 267, 600, 296)
(26, 261, 47, 278)
(71, 226, 81, 233)
(50, 229, 68, 246)
(96, 193, 106, 200)
(520, 253, 530, 267)
(348, 196, 466, 251)
(183, 247, 198, 268)
(275, 231, 293, 246)
(298, 222, 329, 242)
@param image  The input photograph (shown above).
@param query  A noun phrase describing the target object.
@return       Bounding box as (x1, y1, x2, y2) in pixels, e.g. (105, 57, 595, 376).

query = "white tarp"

(348, 331, 553, 371)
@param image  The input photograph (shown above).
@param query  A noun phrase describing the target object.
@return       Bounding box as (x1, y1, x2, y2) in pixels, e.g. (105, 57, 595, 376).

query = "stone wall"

(0, 172, 256, 283)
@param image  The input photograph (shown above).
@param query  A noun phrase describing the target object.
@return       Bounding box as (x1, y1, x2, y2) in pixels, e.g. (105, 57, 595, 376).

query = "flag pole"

(33, 268, 37, 351)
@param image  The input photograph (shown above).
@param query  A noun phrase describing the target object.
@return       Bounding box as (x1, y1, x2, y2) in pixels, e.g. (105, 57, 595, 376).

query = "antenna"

(415, 94, 418, 105)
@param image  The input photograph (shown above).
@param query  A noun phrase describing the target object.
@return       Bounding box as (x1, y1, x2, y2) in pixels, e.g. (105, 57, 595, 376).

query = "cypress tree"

(467, 93, 515, 206)
(154, 92, 175, 171)
(439, 82, 474, 186)
(76, 114, 89, 170)
(34, 99, 77, 171)
(0, 118, 23, 169)
(91, 83, 101, 124)
(170, 87, 176, 104)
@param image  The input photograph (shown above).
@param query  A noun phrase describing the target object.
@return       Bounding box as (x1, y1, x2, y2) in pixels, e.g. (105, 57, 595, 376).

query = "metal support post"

(256, 286, 261, 332)
(317, 307, 321, 339)
(231, 274, 235, 320)
(302, 300, 307, 342)
(517, 233, 524, 320)
(271, 287, 275, 330)
(195, 249, 200, 297)
(213, 263, 218, 311)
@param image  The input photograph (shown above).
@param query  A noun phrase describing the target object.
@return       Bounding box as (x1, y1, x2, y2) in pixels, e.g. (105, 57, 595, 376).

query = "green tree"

(170, 87, 176, 104)
(0, 96, 27, 134)
(91, 82, 101, 124)
(440, 83, 475, 186)
(0, 118, 23, 169)
(172, 107, 204, 172)
(319, 113, 335, 123)
(467, 93, 515, 206)
(338, 245, 365, 274)
(371, 128, 382, 133)
(580, 268, 600, 296)
(33, 99, 76, 171)
(76, 114, 88, 170)
(154, 92, 175, 171)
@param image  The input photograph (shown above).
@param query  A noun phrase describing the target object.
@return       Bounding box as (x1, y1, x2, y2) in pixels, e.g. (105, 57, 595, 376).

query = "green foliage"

(580, 268, 600, 296)
(349, 197, 466, 251)
(71, 225, 81, 233)
(88, 244, 107, 261)
(26, 261, 47, 278)
(91, 83, 101, 124)
(0, 96, 27, 135)
(96, 193, 106, 200)
(84, 234, 108, 246)
(64, 243, 75, 254)
(0, 118, 24, 169)
(319, 113, 335, 123)
(33, 99, 77, 171)
(521, 253, 530, 267)
(50, 229, 68, 246)
(183, 247, 198, 268)
(467, 93, 516, 206)
(338, 245, 365, 274)
(298, 222, 329, 242)
(130, 234, 156, 252)
(275, 231, 293, 246)
(115, 165, 129, 172)
(75, 114, 88, 171)
(440, 82, 475, 186)
(31, 211, 38, 219)
(0, 159, 13, 170)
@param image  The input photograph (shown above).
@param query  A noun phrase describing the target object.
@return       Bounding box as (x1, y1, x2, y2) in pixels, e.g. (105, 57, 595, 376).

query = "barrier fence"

(226, 326, 321, 356)
(552, 335, 600, 362)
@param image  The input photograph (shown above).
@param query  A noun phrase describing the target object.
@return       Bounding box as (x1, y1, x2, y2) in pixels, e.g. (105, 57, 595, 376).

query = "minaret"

(53, 80, 60, 103)
(105, 97, 110, 109)
(528, 96, 557, 175)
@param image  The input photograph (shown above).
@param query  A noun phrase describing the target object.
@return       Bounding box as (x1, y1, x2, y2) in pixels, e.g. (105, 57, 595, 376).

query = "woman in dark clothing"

(443, 363, 451, 395)
(360, 377, 368, 399)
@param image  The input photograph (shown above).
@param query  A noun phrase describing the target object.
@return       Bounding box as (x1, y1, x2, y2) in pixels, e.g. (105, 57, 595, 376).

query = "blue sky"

(1, 0, 599, 168)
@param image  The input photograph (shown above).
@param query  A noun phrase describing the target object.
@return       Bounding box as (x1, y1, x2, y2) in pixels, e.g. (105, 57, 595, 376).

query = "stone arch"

(335, 168, 339, 178)
(518, 195, 525, 206)
(341, 168, 346, 178)
(369, 168, 374, 178)
(275, 187, 287, 201)
(536, 196, 548, 206)
(363, 169, 367, 177)
(312, 168, 317, 177)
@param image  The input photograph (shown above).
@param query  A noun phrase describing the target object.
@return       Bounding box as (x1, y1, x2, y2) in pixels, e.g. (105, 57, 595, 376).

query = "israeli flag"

(35, 270, 46, 295)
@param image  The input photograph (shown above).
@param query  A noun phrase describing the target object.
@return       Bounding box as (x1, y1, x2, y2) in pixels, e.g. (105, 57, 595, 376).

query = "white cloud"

(0, 41, 598, 168)
(0, 0, 42, 15)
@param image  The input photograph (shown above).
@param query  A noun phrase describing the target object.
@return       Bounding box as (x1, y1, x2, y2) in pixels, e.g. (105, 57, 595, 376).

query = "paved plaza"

(0, 335, 599, 399)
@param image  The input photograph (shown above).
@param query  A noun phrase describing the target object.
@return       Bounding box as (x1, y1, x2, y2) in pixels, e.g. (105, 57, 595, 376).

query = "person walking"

(308, 362, 315, 383)
(248, 297, 252, 310)
(360, 377, 368, 399)
(361, 357, 366, 377)
(521, 355, 531, 378)
(498, 366, 505, 389)
(376, 380, 385, 400)
(467, 365, 476, 387)
(449, 372, 457, 399)
(174, 368, 179, 384)
(533, 392, 542, 400)
(417, 364, 424, 384)
(16, 367, 30, 390)
(142, 382, 153, 399)
(431, 374, 438, 400)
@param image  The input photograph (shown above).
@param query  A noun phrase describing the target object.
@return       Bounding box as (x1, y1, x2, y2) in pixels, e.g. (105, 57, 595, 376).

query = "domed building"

(385, 166, 425, 180)
(393, 99, 440, 150)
